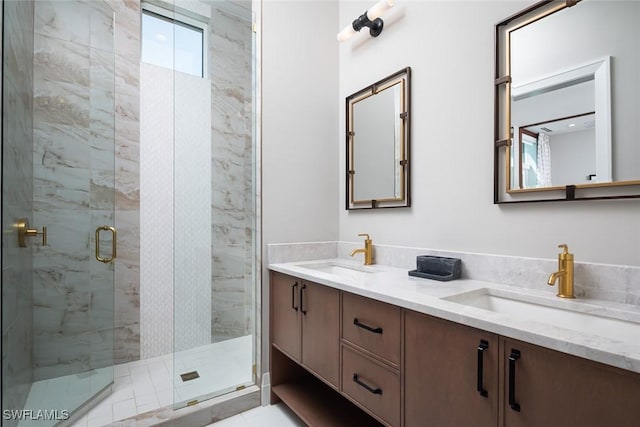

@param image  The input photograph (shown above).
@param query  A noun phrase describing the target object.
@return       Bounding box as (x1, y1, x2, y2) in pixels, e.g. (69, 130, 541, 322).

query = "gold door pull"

(95, 225, 117, 263)
(17, 218, 47, 247)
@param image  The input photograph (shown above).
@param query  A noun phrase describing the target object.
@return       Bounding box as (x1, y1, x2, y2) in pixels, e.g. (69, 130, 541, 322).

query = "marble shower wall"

(2, 0, 35, 421)
(31, 0, 117, 380)
(108, 0, 142, 365)
(209, 0, 256, 342)
(30, 0, 142, 378)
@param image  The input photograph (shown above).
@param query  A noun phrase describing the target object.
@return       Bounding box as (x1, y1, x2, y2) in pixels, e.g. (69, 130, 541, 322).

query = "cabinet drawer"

(342, 292, 401, 365)
(342, 345, 400, 426)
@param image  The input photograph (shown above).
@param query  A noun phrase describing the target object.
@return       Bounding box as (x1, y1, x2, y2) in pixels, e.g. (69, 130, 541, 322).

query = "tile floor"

(18, 336, 253, 427)
(205, 403, 305, 427)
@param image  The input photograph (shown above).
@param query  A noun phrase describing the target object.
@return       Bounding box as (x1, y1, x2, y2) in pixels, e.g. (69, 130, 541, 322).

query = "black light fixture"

(337, 0, 395, 42)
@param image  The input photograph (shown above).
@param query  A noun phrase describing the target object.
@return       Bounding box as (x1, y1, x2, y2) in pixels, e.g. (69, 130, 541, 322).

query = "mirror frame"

(346, 67, 411, 210)
(494, 0, 640, 204)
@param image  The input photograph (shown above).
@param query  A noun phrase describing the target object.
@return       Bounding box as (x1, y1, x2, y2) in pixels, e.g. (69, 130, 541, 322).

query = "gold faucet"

(350, 233, 373, 265)
(547, 244, 575, 298)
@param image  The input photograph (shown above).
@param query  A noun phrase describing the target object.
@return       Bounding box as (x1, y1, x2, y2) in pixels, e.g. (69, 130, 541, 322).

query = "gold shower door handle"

(95, 226, 117, 263)
(17, 218, 47, 247)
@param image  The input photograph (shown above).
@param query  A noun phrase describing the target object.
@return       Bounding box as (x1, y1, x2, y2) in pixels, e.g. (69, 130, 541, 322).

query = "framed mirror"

(346, 67, 411, 210)
(494, 0, 640, 203)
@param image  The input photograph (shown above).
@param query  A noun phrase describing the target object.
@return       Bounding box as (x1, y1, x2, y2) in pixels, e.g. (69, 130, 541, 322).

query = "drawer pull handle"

(352, 374, 382, 395)
(300, 284, 307, 315)
(291, 282, 298, 311)
(353, 318, 383, 334)
(477, 340, 489, 398)
(508, 349, 521, 412)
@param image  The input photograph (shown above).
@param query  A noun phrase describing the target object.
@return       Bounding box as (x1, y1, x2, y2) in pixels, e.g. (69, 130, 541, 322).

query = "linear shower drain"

(180, 371, 200, 382)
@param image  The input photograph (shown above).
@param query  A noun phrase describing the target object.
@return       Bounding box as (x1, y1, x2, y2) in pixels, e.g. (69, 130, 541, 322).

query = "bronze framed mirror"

(494, 0, 640, 203)
(346, 67, 411, 210)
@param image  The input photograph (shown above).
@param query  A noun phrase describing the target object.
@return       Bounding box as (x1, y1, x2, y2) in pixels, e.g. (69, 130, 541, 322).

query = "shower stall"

(1, 0, 259, 425)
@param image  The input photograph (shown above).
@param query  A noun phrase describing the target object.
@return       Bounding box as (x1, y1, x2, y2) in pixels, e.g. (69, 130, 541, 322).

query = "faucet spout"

(547, 270, 566, 286)
(350, 248, 366, 257)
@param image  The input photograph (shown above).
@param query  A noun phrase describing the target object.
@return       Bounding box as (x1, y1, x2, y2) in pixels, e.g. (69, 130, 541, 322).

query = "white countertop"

(269, 258, 640, 374)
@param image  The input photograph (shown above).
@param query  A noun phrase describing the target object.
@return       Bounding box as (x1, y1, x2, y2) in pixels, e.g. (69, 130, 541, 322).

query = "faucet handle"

(358, 233, 371, 241)
(557, 243, 569, 254)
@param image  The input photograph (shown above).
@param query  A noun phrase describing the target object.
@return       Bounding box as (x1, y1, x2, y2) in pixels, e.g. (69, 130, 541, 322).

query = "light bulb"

(366, 0, 394, 21)
(337, 25, 357, 42)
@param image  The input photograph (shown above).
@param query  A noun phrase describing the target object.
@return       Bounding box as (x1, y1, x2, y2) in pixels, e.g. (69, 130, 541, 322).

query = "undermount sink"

(443, 288, 640, 345)
(293, 260, 380, 280)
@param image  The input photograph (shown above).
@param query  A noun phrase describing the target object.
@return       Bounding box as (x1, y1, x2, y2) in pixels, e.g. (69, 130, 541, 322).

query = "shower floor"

(18, 335, 253, 427)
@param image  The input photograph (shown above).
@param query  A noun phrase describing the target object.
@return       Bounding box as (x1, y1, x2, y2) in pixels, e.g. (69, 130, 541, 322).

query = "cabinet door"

(301, 280, 340, 387)
(405, 311, 499, 427)
(502, 338, 640, 427)
(271, 272, 301, 361)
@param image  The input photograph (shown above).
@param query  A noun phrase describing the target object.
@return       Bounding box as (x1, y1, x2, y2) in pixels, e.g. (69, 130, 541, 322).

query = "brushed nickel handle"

(96, 226, 117, 263)
(17, 218, 47, 247)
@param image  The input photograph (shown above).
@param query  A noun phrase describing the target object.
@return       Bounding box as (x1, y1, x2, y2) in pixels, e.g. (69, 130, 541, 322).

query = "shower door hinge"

(252, 364, 257, 375)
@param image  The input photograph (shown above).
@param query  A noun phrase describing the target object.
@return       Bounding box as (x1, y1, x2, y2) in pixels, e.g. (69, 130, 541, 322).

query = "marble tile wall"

(31, 0, 117, 380)
(267, 242, 640, 306)
(29, 0, 141, 379)
(2, 0, 35, 422)
(108, 0, 142, 365)
(208, 1, 256, 341)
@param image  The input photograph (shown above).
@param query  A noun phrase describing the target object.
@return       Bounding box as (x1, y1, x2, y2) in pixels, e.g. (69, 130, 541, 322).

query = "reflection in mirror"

(515, 112, 596, 189)
(494, 0, 640, 203)
(346, 67, 411, 210)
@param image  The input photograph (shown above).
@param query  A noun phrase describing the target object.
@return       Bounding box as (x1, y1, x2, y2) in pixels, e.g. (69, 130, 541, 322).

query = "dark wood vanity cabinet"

(501, 337, 640, 427)
(404, 310, 499, 427)
(271, 272, 340, 387)
(270, 271, 640, 427)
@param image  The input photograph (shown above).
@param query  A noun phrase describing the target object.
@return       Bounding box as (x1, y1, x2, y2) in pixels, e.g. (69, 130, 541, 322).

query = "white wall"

(550, 129, 596, 186)
(338, 0, 640, 266)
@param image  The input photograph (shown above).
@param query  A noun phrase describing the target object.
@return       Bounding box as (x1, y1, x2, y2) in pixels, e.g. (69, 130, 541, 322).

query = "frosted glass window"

(142, 9, 204, 78)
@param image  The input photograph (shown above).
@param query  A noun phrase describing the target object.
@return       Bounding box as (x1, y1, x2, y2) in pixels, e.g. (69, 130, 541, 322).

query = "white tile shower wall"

(267, 242, 640, 305)
(174, 70, 213, 352)
(140, 63, 174, 359)
(140, 64, 212, 357)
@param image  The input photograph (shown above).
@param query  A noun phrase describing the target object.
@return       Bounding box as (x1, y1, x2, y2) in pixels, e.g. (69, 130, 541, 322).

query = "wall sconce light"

(337, 0, 395, 42)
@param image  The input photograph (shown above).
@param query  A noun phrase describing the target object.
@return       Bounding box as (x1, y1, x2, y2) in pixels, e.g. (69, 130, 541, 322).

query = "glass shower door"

(2, 0, 117, 425)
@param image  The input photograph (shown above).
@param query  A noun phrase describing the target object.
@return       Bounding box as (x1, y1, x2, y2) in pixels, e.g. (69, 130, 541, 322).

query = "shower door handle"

(96, 226, 117, 263)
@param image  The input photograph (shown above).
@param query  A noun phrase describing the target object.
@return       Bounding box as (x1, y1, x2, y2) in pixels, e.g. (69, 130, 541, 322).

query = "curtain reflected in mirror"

(513, 112, 597, 189)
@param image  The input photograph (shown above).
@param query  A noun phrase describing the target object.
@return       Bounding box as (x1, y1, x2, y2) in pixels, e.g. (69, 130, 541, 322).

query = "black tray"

(408, 255, 461, 281)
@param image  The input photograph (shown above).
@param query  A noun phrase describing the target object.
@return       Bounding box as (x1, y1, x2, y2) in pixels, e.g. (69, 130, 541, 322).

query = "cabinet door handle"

(353, 318, 383, 334)
(300, 284, 307, 315)
(508, 349, 521, 412)
(291, 282, 298, 311)
(352, 374, 382, 395)
(477, 339, 489, 398)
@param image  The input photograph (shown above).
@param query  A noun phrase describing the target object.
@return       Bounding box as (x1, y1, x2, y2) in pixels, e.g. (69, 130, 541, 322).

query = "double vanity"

(268, 255, 640, 427)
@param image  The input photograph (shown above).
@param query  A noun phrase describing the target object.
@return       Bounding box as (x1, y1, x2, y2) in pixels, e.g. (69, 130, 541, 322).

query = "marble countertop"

(269, 258, 640, 374)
